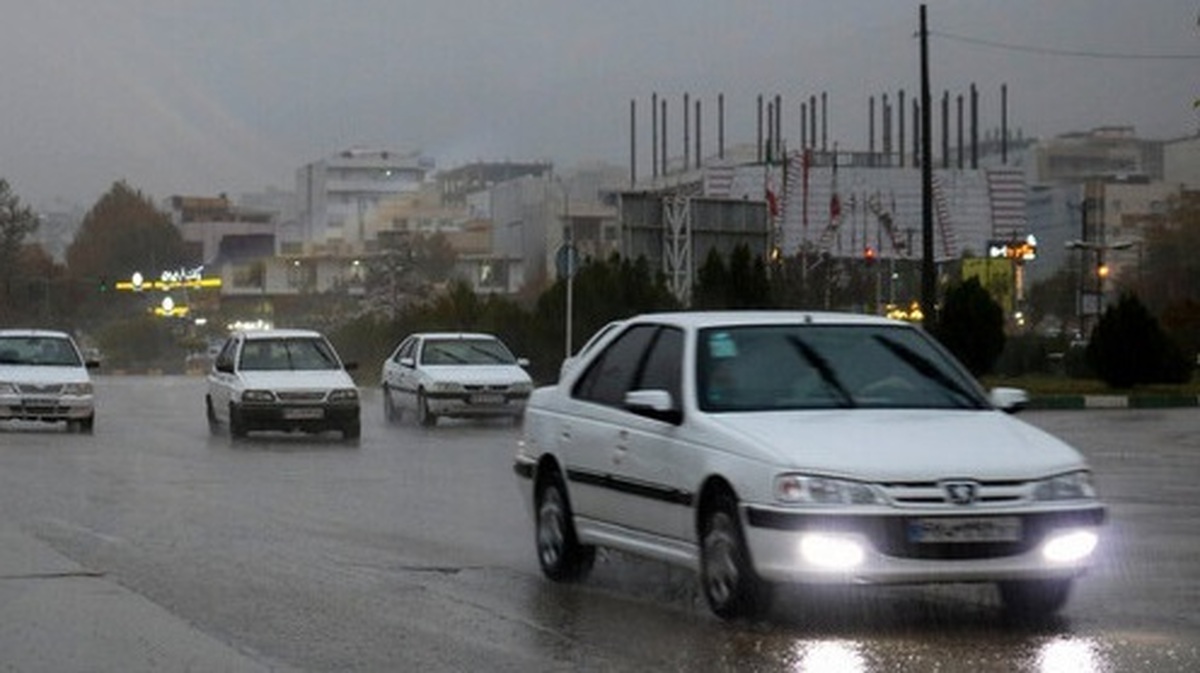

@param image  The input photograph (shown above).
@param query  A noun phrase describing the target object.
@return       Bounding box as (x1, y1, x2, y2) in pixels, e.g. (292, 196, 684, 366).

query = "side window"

(394, 337, 415, 362)
(635, 327, 683, 406)
(215, 338, 238, 370)
(573, 325, 657, 407)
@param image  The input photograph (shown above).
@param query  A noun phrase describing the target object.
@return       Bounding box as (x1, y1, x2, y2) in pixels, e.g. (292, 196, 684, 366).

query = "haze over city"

(2, 0, 1197, 207)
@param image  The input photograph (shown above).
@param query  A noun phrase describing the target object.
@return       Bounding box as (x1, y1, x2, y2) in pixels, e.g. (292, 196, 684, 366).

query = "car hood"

(422, 365, 531, 385)
(239, 370, 355, 390)
(0, 365, 90, 385)
(708, 409, 1086, 481)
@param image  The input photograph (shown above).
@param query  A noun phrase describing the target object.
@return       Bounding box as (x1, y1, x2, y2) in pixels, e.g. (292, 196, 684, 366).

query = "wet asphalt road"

(0, 376, 1197, 672)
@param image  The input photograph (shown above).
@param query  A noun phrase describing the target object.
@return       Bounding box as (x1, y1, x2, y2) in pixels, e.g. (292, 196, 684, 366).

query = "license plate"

(22, 397, 58, 407)
(908, 517, 1022, 543)
(469, 393, 505, 405)
(282, 407, 324, 420)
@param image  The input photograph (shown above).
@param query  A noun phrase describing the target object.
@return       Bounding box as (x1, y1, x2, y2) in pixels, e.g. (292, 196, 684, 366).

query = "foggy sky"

(2, 0, 1197, 208)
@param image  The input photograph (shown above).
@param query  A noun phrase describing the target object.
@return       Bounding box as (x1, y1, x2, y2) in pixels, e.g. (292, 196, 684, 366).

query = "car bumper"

(742, 504, 1106, 585)
(234, 403, 360, 431)
(0, 395, 94, 422)
(425, 391, 529, 418)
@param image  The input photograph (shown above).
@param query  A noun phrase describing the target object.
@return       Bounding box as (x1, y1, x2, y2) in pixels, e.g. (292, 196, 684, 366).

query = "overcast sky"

(2, 0, 1197, 208)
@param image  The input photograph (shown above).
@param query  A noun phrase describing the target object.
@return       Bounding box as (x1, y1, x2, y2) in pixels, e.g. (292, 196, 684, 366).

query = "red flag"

(830, 193, 841, 221)
(766, 186, 780, 218)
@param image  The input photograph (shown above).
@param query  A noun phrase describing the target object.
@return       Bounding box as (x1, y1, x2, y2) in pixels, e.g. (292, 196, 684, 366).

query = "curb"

(1027, 395, 1200, 410)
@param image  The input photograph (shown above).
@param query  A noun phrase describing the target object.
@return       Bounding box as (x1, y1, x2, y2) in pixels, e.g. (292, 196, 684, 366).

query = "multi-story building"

(292, 148, 433, 256)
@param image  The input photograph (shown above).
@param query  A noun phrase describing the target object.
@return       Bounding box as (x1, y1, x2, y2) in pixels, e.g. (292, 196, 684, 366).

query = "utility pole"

(919, 5, 936, 322)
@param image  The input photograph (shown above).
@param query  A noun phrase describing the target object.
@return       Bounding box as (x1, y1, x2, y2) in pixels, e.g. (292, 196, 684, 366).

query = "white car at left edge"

(0, 329, 98, 433)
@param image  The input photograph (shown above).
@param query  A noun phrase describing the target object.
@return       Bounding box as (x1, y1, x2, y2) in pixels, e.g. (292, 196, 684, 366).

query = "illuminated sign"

(115, 265, 222, 291)
(988, 235, 1038, 261)
(152, 296, 190, 318)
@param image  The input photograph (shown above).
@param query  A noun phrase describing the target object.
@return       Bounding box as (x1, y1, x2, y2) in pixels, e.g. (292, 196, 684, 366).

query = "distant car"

(515, 311, 1106, 620)
(381, 332, 533, 426)
(206, 329, 360, 440)
(0, 329, 98, 433)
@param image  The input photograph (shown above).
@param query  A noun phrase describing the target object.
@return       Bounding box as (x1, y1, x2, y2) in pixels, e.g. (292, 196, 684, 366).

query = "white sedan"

(380, 332, 533, 426)
(0, 329, 98, 433)
(515, 311, 1106, 620)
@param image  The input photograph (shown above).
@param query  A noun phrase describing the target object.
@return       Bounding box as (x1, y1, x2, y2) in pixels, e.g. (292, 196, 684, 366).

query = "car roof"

(624, 310, 909, 330)
(413, 332, 502, 341)
(237, 329, 327, 340)
(0, 329, 74, 339)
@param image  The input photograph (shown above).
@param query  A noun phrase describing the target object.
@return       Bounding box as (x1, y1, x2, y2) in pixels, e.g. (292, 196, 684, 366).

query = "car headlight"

(241, 389, 276, 403)
(511, 381, 533, 394)
(774, 474, 883, 505)
(329, 388, 359, 403)
(1032, 471, 1096, 501)
(62, 382, 93, 395)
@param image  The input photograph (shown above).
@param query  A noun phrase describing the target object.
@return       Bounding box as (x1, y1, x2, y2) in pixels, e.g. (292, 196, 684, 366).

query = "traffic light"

(98, 277, 108, 292)
(863, 247, 877, 264)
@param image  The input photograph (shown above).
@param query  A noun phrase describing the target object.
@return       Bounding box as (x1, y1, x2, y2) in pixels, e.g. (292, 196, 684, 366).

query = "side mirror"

(343, 361, 359, 372)
(215, 360, 235, 374)
(517, 357, 531, 368)
(85, 360, 101, 370)
(990, 387, 1029, 414)
(624, 389, 683, 425)
(399, 357, 416, 369)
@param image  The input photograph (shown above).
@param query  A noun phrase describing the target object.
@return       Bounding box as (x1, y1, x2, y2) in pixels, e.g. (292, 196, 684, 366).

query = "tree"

(66, 181, 192, 318)
(1086, 293, 1191, 388)
(693, 247, 729, 308)
(931, 277, 1006, 377)
(0, 179, 39, 322)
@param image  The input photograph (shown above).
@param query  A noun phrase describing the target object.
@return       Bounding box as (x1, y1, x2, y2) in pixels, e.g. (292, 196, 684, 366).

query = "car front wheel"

(383, 385, 400, 422)
(417, 390, 437, 427)
(700, 493, 772, 620)
(206, 396, 219, 435)
(535, 475, 595, 581)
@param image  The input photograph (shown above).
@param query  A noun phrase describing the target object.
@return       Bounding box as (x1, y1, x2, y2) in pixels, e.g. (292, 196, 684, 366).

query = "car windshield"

(0, 336, 82, 367)
(420, 338, 517, 366)
(696, 324, 988, 412)
(238, 338, 340, 371)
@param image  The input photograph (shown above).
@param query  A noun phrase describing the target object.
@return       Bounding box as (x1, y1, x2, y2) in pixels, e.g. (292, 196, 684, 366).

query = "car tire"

(998, 578, 1073, 618)
(383, 385, 400, 423)
(206, 396, 220, 435)
(229, 404, 247, 439)
(79, 414, 95, 434)
(535, 474, 595, 582)
(417, 390, 437, 427)
(342, 418, 361, 441)
(700, 492, 773, 620)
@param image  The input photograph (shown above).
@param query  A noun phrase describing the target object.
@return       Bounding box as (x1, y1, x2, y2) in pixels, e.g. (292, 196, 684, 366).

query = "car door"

(383, 336, 416, 412)
(207, 336, 241, 422)
(563, 324, 688, 539)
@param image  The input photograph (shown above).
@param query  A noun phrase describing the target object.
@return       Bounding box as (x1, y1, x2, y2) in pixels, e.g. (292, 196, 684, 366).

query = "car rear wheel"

(535, 475, 595, 581)
(998, 578, 1073, 618)
(417, 390, 437, 427)
(700, 492, 772, 620)
(206, 396, 219, 435)
(383, 385, 400, 422)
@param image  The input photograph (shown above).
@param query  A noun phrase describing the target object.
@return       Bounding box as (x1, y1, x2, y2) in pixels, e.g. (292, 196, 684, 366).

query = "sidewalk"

(0, 525, 292, 673)
(1027, 393, 1200, 410)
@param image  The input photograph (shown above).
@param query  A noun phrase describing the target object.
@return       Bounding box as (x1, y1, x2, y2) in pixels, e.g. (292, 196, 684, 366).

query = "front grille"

(879, 479, 1029, 506)
(17, 383, 63, 395)
(463, 384, 509, 392)
(276, 391, 327, 402)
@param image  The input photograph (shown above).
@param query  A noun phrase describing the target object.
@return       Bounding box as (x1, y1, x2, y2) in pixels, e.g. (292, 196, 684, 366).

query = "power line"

(928, 29, 1200, 61)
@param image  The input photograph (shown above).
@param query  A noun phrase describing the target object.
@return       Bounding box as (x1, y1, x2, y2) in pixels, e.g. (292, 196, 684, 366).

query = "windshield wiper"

(871, 335, 985, 409)
(786, 336, 855, 408)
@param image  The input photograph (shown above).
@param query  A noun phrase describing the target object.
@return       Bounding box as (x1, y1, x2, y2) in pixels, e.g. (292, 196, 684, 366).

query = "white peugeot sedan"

(381, 332, 533, 426)
(206, 329, 361, 440)
(515, 312, 1106, 620)
(0, 329, 98, 433)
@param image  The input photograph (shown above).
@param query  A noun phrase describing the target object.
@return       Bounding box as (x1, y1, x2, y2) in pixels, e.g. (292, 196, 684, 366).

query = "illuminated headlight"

(511, 381, 534, 394)
(1032, 471, 1096, 501)
(800, 533, 866, 570)
(329, 388, 359, 403)
(62, 382, 93, 395)
(1042, 529, 1099, 563)
(429, 381, 464, 393)
(774, 474, 882, 505)
(242, 389, 276, 403)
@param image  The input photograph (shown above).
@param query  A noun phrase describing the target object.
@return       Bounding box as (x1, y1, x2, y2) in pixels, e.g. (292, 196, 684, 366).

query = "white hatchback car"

(515, 311, 1106, 620)
(206, 329, 361, 440)
(0, 329, 98, 433)
(381, 332, 533, 426)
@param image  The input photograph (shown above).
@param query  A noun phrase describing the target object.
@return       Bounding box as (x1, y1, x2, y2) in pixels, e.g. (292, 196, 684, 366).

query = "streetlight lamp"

(1064, 238, 1134, 335)
(553, 178, 576, 360)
